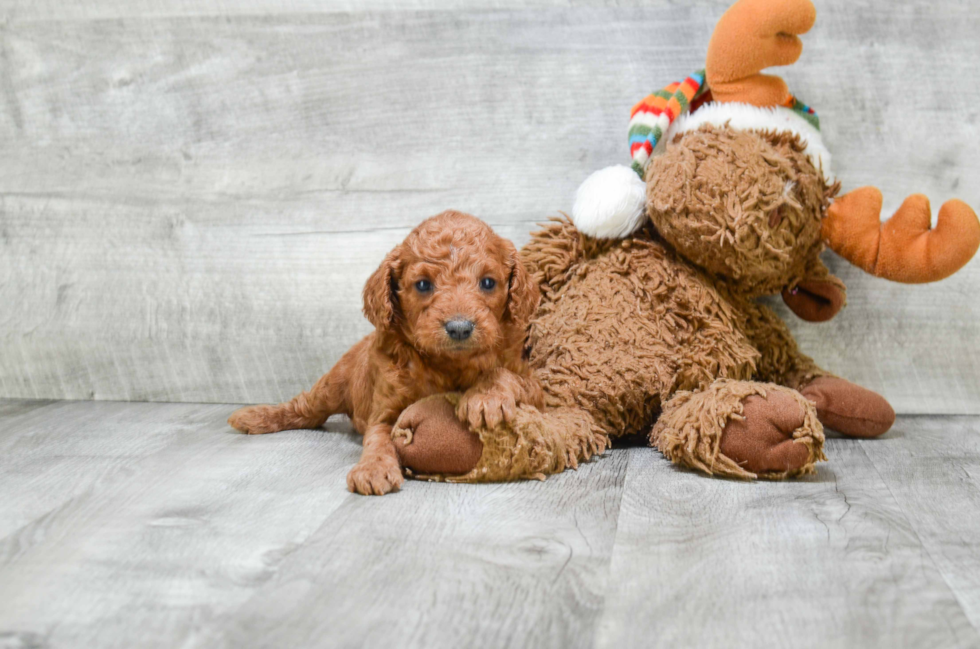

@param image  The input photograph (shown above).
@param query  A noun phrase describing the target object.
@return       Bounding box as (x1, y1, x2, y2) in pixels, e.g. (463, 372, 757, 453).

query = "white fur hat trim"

(671, 103, 833, 181)
(571, 103, 833, 239)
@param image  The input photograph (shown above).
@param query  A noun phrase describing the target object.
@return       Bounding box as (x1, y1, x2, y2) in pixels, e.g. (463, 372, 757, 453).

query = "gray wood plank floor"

(1, 399, 979, 649)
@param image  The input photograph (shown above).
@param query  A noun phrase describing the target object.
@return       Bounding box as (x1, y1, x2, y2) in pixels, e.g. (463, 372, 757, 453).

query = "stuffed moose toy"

(391, 0, 980, 481)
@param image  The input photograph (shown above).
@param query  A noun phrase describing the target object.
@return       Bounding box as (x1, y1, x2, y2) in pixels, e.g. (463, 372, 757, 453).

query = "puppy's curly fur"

(228, 210, 542, 495)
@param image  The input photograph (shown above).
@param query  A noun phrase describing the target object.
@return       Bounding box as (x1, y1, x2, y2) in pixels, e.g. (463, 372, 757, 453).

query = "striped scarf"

(628, 70, 819, 177)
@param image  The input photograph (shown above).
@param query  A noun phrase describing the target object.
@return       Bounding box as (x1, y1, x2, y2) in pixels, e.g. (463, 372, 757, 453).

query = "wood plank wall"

(1, 0, 978, 412)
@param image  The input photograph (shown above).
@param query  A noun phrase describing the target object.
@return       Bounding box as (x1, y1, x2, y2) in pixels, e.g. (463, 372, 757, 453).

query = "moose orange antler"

(706, 0, 816, 106)
(823, 187, 980, 284)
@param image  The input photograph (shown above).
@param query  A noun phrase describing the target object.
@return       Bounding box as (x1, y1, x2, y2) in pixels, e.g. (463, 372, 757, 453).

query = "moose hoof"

(719, 389, 819, 476)
(392, 396, 483, 476)
(800, 376, 895, 438)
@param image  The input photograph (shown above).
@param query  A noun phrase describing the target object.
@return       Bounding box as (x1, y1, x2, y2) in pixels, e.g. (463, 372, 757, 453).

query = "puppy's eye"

(480, 277, 497, 291)
(415, 279, 433, 293)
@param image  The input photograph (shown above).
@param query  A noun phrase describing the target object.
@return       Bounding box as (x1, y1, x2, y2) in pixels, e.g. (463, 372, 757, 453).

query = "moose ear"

(505, 242, 540, 329)
(782, 278, 845, 322)
(363, 248, 401, 332)
(782, 256, 846, 323)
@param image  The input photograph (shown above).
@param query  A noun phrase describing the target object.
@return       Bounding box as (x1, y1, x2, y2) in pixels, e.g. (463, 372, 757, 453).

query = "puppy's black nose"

(445, 319, 474, 341)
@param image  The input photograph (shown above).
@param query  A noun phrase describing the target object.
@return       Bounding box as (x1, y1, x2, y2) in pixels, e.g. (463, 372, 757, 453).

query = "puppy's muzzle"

(444, 318, 475, 341)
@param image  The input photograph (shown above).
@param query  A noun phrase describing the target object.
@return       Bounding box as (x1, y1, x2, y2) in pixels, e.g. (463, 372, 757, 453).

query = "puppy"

(228, 210, 543, 495)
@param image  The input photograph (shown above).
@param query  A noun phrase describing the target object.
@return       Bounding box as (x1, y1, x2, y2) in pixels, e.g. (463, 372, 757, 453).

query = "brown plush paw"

(800, 376, 895, 438)
(228, 405, 283, 435)
(561, 417, 610, 469)
(392, 396, 483, 476)
(346, 456, 404, 496)
(719, 390, 815, 476)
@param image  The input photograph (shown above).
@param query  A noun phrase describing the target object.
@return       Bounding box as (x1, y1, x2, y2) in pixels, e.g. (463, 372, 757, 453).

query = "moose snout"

(444, 318, 475, 341)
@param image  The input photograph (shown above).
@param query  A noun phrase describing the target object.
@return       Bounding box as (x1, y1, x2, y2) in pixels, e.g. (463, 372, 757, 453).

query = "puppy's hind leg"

(228, 354, 352, 435)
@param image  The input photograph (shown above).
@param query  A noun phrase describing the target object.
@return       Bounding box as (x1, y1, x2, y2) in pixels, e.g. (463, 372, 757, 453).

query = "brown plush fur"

(649, 127, 840, 298)
(393, 125, 895, 482)
(228, 210, 542, 495)
(508, 127, 883, 478)
(654, 379, 825, 480)
(390, 0, 975, 483)
(394, 394, 608, 483)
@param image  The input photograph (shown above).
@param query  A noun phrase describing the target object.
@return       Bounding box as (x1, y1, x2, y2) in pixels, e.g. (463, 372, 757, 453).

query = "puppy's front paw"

(457, 389, 517, 430)
(228, 405, 284, 435)
(346, 457, 404, 496)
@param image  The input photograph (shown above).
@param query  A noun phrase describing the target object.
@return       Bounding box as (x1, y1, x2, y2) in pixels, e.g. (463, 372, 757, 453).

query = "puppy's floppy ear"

(504, 241, 540, 328)
(363, 247, 402, 331)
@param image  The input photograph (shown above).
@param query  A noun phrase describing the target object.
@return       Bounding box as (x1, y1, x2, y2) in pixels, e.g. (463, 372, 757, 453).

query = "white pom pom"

(570, 165, 648, 239)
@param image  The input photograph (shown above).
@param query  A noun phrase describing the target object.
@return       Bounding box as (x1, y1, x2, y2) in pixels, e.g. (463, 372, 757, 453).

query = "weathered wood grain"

(0, 0, 958, 21)
(203, 452, 629, 649)
(1, 2, 978, 410)
(2, 401, 980, 647)
(860, 416, 980, 632)
(0, 398, 53, 423)
(595, 436, 980, 649)
(0, 398, 630, 648)
(0, 400, 363, 648)
(0, 0, 735, 21)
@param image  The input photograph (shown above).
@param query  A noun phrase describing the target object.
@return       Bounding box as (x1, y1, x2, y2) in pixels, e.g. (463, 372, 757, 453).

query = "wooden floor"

(0, 399, 978, 648)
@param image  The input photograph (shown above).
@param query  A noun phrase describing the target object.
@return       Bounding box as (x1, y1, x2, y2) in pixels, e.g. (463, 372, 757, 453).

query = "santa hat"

(571, 72, 830, 239)
(571, 0, 834, 238)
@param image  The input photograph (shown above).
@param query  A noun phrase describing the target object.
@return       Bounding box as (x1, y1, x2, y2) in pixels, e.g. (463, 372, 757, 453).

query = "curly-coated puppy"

(228, 210, 543, 495)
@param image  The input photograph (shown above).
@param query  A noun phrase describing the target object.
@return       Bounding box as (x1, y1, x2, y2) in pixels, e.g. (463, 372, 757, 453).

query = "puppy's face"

(363, 211, 539, 358)
(399, 245, 509, 356)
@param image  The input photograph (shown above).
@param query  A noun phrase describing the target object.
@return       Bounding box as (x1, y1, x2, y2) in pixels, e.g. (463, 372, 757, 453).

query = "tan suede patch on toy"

(651, 379, 825, 480)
